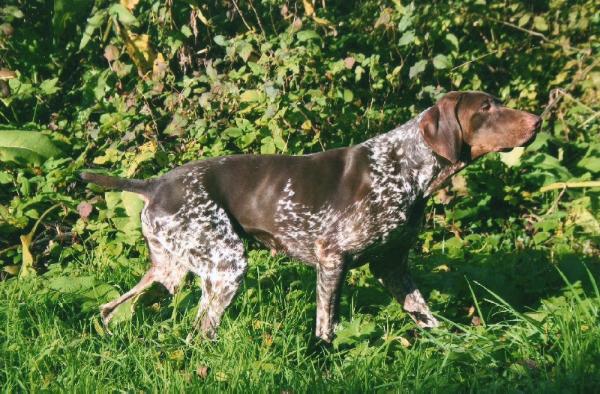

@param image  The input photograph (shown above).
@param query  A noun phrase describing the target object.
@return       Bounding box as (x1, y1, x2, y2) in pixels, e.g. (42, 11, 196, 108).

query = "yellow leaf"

(303, 0, 315, 16)
(169, 349, 185, 362)
(240, 89, 262, 102)
(121, 31, 156, 77)
(194, 6, 210, 26)
(19, 203, 61, 278)
(215, 371, 228, 382)
(125, 140, 157, 177)
(499, 147, 524, 167)
(301, 119, 313, 132)
(93, 318, 106, 337)
(120, 0, 139, 11)
(468, 305, 475, 317)
(2, 265, 19, 275)
(93, 147, 120, 165)
(19, 233, 35, 278)
(152, 53, 167, 81)
(399, 336, 411, 348)
(567, 205, 600, 235)
(312, 16, 331, 26)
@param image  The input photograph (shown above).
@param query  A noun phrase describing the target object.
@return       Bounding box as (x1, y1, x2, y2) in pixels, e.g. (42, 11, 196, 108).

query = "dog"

(82, 91, 541, 342)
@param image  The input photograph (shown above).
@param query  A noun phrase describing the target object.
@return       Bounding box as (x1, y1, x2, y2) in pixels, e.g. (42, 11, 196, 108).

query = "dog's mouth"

(519, 130, 539, 148)
(497, 133, 537, 153)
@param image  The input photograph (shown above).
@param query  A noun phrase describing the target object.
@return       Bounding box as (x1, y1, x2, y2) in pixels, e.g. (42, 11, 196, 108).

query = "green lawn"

(2, 244, 599, 392)
(1, 0, 599, 391)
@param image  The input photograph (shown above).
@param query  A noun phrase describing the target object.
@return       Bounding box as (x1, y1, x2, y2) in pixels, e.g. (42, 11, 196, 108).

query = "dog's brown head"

(419, 91, 541, 163)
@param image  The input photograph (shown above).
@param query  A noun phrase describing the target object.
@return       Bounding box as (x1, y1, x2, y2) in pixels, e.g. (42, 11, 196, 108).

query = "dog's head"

(419, 91, 541, 163)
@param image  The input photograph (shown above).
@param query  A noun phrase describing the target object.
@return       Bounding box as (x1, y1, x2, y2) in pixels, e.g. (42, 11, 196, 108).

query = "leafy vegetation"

(1, 0, 599, 391)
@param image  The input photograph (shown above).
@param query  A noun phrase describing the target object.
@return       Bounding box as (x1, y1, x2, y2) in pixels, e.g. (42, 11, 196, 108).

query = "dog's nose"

(533, 116, 542, 130)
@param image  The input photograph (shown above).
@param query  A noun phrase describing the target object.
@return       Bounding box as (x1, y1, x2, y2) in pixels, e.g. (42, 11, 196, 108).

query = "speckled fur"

(98, 110, 446, 341)
(273, 113, 441, 262)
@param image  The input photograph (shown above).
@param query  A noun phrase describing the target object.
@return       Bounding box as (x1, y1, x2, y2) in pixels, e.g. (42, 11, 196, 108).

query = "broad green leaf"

(446, 33, 459, 50)
(164, 113, 188, 137)
(533, 231, 550, 244)
(398, 31, 415, 46)
(40, 78, 60, 95)
(518, 14, 531, 27)
(240, 132, 258, 148)
(577, 156, 600, 173)
(577, 144, 600, 173)
(2, 6, 24, 18)
(109, 3, 138, 26)
(533, 16, 548, 31)
(214, 35, 229, 46)
(80, 284, 119, 312)
(333, 317, 377, 348)
(397, 15, 412, 32)
(79, 10, 107, 49)
(0, 171, 11, 183)
(121, 192, 144, 221)
(236, 42, 253, 62)
(48, 275, 96, 293)
(343, 88, 354, 103)
(105, 191, 121, 212)
(223, 127, 243, 138)
(409, 60, 427, 79)
(53, 0, 94, 38)
(296, 30, 320, 42)
(0, 130, 62, 165)
(261, 136, 276, 154)
(433, 54, 451, 69)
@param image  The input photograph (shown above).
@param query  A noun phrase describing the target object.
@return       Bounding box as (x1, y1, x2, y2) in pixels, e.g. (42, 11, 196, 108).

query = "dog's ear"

(419, 92, 463, 164)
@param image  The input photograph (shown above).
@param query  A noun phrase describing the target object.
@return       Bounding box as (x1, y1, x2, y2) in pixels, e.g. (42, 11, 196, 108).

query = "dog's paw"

(416, 315, 440, 329)
(98, 305, 114, 335)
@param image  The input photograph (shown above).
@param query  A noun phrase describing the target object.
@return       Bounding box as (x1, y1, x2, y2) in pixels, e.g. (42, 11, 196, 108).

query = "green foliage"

(0, 129, 62, 165)
(0, 0, 598, 390)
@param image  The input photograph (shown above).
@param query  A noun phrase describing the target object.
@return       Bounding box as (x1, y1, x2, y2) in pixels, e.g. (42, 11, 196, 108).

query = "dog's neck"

(363, 110, 466, 199)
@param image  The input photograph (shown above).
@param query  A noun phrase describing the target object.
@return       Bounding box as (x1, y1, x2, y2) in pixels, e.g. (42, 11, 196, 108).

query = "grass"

(1, 246, 599, 392)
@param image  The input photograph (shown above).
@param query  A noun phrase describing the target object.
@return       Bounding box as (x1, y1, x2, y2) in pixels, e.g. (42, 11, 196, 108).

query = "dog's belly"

(260, 194, 426, 266)
(254, 198, 411, 265)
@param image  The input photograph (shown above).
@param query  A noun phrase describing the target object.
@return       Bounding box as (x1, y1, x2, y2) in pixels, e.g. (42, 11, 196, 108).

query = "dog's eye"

(481, 101, 492, 111)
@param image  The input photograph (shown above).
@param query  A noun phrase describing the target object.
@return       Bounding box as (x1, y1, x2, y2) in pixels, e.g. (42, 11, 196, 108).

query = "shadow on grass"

(347, 246, 600, 325)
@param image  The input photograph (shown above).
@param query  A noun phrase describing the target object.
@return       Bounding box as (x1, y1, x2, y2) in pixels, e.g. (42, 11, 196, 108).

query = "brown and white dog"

(82, 91, 541, 342)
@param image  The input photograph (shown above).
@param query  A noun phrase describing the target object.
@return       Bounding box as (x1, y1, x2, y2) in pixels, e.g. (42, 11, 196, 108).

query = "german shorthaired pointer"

(82, 91, 541, 342)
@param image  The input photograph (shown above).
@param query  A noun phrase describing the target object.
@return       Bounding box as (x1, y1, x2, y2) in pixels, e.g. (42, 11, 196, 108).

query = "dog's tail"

(80, 172, 155, 196)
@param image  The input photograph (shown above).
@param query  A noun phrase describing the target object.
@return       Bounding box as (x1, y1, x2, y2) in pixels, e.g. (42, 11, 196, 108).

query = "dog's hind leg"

(186, 226, 248, 341)
(100, 241, 188, 328)
(100, 268, 157, 327)
(193, 264, 247, 340)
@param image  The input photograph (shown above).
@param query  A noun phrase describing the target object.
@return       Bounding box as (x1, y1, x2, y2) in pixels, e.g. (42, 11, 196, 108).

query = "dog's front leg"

(314, 246, 346, 343)
(370, 254, 439, 329)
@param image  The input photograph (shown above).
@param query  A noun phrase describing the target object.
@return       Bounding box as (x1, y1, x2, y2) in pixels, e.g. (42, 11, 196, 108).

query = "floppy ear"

(419, 92, 463, 163)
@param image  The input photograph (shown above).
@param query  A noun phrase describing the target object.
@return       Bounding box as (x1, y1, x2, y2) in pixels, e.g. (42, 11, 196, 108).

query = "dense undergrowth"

(0, 0, 598, 391)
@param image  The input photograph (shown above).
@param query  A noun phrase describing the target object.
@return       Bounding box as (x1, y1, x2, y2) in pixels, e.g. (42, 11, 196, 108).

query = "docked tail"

(80, 172, 154, 196)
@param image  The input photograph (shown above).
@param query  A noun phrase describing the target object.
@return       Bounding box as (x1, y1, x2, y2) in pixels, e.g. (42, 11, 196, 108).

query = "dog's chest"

(272, 171, 425, 263)
(272, 118, 439, 263)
